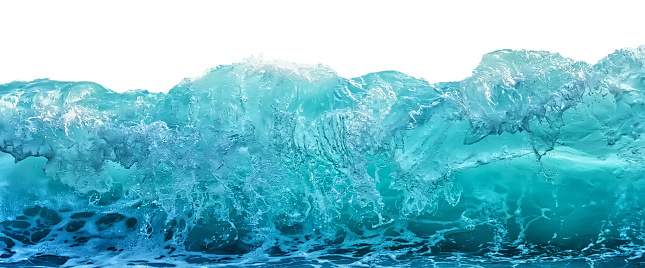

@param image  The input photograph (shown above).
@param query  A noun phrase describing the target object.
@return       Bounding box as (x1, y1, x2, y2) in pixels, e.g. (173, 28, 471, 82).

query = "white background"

(1, 0, 644, 92)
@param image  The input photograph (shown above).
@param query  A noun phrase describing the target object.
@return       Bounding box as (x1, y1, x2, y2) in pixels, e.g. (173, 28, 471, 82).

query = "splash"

(1, 47, 645, 267)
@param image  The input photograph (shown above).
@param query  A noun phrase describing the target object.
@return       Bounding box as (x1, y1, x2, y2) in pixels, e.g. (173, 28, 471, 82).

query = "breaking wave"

(1, 47, 645, 267)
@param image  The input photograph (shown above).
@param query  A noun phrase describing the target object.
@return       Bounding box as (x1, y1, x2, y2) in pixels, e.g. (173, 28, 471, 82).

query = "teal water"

(1, 47, 645, 267)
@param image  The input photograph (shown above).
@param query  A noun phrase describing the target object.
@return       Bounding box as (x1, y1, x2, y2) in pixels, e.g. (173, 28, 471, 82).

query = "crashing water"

(1, 47, 645, 267)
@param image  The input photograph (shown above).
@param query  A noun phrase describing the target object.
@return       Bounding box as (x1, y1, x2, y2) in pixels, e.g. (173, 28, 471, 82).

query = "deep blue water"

(1, 47, 645, 267)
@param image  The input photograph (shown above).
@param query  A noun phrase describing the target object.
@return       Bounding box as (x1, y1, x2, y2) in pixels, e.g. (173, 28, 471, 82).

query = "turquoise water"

(1, 47, 645, 267)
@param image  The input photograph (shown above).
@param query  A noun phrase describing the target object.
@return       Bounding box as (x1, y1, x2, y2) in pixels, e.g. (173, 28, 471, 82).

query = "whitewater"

(1, 46, 645, 267)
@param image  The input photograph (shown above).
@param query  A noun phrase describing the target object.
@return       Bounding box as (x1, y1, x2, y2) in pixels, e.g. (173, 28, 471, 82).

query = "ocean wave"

(1, 47, 645, 266)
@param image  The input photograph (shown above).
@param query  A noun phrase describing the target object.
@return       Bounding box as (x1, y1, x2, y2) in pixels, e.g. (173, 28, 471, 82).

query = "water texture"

(1, 47, 645, 267)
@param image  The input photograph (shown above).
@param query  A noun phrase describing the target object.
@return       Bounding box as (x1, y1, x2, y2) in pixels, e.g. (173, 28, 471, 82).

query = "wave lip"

(453, 50, 588, 149)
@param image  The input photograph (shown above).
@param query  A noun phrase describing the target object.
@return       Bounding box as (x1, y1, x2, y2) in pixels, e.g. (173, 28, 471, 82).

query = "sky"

(1, 0, 644, 92)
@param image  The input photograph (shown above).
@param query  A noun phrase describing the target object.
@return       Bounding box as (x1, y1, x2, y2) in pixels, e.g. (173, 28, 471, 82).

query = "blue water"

(1, 47, 645, 267)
